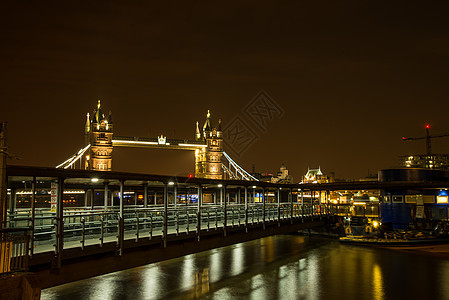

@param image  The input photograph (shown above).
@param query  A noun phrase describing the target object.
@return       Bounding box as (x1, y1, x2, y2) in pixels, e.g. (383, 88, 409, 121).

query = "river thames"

(41, 235, 449, 299)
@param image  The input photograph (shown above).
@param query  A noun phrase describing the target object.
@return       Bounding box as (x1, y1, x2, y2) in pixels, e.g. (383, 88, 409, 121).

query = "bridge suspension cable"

(56, 144, 91, 169)
(221, 164, 239, 180)
(56, 145, 257, 181)
(222, 151, 258, 181)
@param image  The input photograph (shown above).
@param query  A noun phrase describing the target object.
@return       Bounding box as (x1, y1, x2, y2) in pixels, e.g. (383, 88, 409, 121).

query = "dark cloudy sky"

(1, 1, 449, 180)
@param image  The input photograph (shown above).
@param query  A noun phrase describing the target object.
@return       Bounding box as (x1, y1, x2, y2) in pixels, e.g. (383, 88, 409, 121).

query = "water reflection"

(260, 236, 275, 264)
(278, 264, 296, 299)
(141, 264, 162, 299)
(249, 274, 267, 300)
(186, 268, 210, 299)
(438, 260, 449, 299)
(306, 254, 320, 300)
(209, 249, 223, 283)
(231, 244, 244, 276)
(181, 255, 195, 290)
(42, 235, 449, 300)
(90, 275, 117, 300)
(372, 264, 384, 300)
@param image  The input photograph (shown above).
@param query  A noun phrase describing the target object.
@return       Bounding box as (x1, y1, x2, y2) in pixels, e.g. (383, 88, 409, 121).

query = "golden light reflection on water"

(439, 260, 449, 296)
(372, 264, 384, 300)
(290, 235, 305, 253)
(42, 236, 429, 300)
(260, 236, 275, 263)
(186, 268, 210, 299)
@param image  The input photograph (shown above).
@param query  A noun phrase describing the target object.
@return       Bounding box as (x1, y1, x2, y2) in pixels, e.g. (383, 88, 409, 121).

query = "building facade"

(378, 168, 449, 228)
(302, 167, 331, 184)
(400, 154, 449, 170)
(270, 164, 294, 184)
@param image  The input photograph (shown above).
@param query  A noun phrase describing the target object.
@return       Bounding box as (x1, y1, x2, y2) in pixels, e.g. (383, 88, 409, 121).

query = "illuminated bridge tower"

(195, 111, 223, 179)
(84, 100, 113, 171)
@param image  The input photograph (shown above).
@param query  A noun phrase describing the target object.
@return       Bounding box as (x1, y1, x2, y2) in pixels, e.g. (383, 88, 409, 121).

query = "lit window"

(392, 195, 403, 203)
(437, 196, 448, 204)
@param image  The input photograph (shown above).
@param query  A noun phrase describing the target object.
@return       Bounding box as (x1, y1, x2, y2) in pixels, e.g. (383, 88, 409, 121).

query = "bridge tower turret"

(84, 100, 113, 171)
(195, 121, 201, 141)
(205, 118, 223, 179)
(195, 111, 223, 179)
(84, 112, 91, 146)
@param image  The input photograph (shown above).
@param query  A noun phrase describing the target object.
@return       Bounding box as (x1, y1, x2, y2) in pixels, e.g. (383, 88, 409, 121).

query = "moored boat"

(339, 235, 449, 247)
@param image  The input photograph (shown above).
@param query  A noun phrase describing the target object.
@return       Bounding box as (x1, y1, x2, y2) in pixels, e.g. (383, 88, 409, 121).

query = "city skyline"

(1, 1, 449, 180)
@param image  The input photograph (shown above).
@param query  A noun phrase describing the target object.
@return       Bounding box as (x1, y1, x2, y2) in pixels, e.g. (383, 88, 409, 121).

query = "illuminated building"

(401, 124, 449, 170)
(194, 111, 223, 179)
(379, 168, 449, 228)
(84, 100, 113, 171)
(381, 125, 449, 227)
(270, 164, 294, 184)
(302, 167, 331, 184)
(400, 154, 449, 170)
(76, 103, 225, 178)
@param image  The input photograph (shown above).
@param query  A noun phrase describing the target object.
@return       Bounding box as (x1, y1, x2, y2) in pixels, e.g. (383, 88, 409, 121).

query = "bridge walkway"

(8, 203, 329, 257)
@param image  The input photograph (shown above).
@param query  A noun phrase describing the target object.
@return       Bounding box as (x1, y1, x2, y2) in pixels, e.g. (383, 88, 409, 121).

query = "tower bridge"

(57, 101, 256, 180)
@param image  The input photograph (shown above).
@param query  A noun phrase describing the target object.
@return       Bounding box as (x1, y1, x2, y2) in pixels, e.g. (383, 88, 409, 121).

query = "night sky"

(1, 1, 449, 180)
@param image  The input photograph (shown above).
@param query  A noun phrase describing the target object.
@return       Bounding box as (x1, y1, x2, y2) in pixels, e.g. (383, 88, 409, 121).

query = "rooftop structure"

(302, 167, 331, 184)
(270, 164, 294, 184)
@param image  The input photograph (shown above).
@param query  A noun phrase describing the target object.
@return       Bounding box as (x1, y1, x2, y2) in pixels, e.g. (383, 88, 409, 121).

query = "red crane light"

(426, 124, 430, 129)
(188, 174, 193, 178)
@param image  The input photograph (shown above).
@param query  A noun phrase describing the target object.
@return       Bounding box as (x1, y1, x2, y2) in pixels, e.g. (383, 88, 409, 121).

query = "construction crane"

(402, 124, 449, 155)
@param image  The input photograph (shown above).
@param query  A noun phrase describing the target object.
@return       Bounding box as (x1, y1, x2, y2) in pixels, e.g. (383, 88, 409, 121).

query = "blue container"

(380, 203, 413, 229)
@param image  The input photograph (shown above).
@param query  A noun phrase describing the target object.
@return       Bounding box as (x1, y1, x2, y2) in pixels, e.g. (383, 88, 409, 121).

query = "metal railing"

(6, 203, 332, 255)
(0, 228, 29, 274)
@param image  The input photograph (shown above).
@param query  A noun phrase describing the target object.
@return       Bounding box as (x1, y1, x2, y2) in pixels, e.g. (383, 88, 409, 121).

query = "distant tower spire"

(84, 113, 91, 146)
(85, 113, 90, 133)
(94, 100, 103, 123)
(195, 121, 201, 141)
(217, 119, 223, 138)
(203, 110, 212, 137)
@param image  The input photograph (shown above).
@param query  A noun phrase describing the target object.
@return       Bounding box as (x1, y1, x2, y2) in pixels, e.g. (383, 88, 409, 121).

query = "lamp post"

(0, 122, 7, 229)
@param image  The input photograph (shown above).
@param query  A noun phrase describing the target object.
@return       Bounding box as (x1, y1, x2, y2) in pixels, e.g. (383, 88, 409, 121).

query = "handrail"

(6, 203, 337, 258)
(0, 227, 30, 233)
(0, 228, 29, 274)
